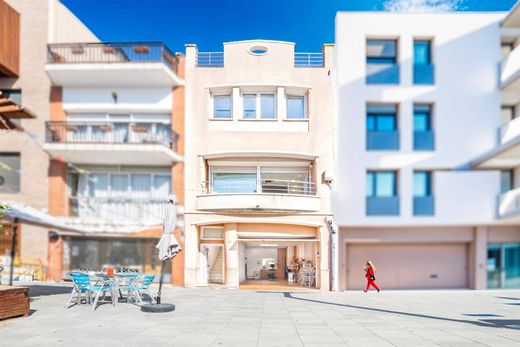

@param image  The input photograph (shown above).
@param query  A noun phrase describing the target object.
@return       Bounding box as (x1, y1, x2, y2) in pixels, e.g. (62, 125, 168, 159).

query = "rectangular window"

(201, 227, 224, 240)
(501, 170, 514, 194)
(413, 104, 432, 132)
(414, 40, 431, 65)
(243, 94, 256, 119)
(213, 95, 232, 119)
(367, 104, 397, 131)
(501, 41, 515, 58)
(110, 174, 129, 198)
(366, 171, 397, 197)
(130, 174, 152, 199)
(0, 89, 21, 104)
(413, 171, 431, 197)
(286, 95, 305, 119)
(260, 94, 275, 119)
(0, 153, 20, 193)
(211, 167, 257, 194)
(153, 175, 171, 198)
(502, 106, 516, 124)
(366, 40, 397, 64)
(260, 166, 311, 195)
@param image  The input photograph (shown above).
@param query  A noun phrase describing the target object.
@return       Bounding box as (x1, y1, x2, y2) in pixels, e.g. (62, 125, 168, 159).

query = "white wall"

(48, 0, 98, 43)
(333, 12, 505, 226)
(245, 247, 277, 278)
(62, 88, 173, 113)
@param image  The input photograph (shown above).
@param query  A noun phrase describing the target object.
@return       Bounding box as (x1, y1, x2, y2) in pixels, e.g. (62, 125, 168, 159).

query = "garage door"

(346, 243, 468, 290)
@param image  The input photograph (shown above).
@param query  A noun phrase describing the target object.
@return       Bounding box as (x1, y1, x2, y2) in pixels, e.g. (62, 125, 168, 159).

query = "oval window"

(248, 45, 269, 56)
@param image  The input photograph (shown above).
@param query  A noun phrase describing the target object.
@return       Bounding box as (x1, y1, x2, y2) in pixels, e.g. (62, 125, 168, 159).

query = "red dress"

(365, 266, 380, 292)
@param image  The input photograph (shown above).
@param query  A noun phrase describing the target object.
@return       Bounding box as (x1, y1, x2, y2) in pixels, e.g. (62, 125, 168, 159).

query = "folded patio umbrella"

(153, 195, 181, 306)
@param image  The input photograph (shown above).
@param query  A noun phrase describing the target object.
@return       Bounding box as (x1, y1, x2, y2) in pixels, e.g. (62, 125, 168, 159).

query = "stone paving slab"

(1, 283, 520, 346)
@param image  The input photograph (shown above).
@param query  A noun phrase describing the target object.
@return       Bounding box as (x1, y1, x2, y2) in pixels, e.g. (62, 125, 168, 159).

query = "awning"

(1, 201, 82, 233)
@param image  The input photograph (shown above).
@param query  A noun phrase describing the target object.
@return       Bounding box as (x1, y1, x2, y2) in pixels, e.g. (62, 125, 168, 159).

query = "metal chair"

(90, 274, 116, 311)
(114, 273, 141, 303)
(134, 275, 155, 304)
(65, 271, 91, 309)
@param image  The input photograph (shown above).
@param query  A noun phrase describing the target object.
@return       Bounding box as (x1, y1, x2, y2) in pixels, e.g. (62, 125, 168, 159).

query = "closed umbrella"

(141, 195, 180, 313)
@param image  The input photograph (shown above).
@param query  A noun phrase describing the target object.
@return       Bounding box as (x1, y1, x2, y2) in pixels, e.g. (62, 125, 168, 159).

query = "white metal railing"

(196, 52, 224, 67)
(498, 117, 520, 144)
(498, 187, 520, 217)
(294, 53, 323, 67)
(201, 179, 316, 196)
(68, 197, 165, 221)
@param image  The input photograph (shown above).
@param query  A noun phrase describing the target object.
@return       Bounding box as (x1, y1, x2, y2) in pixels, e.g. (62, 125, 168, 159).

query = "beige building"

(184, 40, 334, 290)
(0, 0, 97, 273)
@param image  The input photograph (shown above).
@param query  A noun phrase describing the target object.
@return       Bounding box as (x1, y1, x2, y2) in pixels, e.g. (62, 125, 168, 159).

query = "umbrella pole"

(157, 260, 166, 304)
(9, 218, 19, 286)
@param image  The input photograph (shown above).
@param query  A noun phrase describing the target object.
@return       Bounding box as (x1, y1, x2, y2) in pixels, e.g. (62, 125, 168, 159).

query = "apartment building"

(0, 0, 97, 274)
(333, 11, 520, 290)
(184, 40, 334, 290)
(43, 41, 185, 282)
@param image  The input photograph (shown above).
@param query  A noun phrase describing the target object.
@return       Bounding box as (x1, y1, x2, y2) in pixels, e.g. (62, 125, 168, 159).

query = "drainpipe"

(9, 218, 19, 286)
(325, 216, 338, 291)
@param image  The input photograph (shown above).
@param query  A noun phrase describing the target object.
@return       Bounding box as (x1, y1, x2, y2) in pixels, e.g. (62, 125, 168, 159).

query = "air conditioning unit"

(322, 170, 334, 184)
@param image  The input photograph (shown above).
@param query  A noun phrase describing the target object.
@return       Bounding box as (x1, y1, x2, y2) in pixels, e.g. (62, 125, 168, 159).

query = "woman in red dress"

(363, 260, 380, 293)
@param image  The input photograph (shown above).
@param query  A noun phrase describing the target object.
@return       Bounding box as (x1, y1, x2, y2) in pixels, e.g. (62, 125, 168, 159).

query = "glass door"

(487, 244, 502, 289)
(504, 243, 520, 289)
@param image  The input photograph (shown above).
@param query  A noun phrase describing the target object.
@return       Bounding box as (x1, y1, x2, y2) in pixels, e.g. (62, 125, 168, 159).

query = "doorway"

(201, 244, 224, 284)
(488, 243, 520, 289)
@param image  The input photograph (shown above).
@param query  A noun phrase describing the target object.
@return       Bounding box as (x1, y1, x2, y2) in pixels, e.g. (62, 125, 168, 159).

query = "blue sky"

(62, 0, 518, 52)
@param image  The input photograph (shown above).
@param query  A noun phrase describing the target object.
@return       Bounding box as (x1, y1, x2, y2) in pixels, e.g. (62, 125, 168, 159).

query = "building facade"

(43, 41, 185, 283)
(333, 11, 520, 290)
(0, 0, 97, 275)
(184, 40, 334, 290)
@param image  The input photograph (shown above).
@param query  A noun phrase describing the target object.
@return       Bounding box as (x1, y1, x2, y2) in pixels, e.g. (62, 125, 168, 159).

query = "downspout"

(9, 218, 19, 286)
(325, 216, 338, 291)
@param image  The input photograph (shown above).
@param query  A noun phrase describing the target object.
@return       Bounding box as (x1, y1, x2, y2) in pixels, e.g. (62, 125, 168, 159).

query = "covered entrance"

(238, 239, 319, 290)
(488, 243, 520, 289)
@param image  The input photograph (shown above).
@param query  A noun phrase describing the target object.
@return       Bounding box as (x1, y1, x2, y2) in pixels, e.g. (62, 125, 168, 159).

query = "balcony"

(367, 131, 400, 151)
(366, 64, 399, 84)
(366, 196, 400, 216)
(413, 64, 434, 85)
(413, 131, 435, 151)
(294, 53, 324, 67)
(498, 188, 520, 219)
(499, 117, 520, 144)
(45, 42, 182, 87)
(197, 179, 320, 212)
(413, 196, 434, 216)
(471, 120, 520, 169)
(44, 121, 182, 165)
(501, 44, 520, 90)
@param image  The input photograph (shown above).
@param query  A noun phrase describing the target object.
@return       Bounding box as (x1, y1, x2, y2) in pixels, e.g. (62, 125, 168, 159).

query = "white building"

(333, 11, 520, 290)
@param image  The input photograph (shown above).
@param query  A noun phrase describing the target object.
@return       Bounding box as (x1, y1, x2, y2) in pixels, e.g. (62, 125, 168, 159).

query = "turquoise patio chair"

(65, 272, 92, 309)
(90, 274, 116, 311)
(134, 275, 155, 304)
(114, 273, 141, 303)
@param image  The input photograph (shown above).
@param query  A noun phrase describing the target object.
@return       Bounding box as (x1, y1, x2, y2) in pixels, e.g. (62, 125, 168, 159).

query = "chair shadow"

(283, 293, 520, 330)
(495, 296, 520, 301)
(25, 284, 73, 298)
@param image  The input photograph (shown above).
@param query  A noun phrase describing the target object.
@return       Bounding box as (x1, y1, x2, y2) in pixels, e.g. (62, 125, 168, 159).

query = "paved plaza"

(1, 283, 520, 346)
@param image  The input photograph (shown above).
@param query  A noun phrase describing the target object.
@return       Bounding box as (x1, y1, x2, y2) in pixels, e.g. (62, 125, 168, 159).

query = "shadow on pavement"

(25, 284, 72, 298)
(284, 292, 520, 330)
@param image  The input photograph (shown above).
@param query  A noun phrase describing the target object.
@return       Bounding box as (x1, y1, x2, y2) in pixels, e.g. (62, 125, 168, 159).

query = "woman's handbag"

(370, 274, 376, 281)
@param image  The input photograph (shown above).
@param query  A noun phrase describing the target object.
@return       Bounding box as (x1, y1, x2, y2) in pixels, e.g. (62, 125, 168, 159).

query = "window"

(213, 95, 232, 119)
(413, 171, 431, 197)
(286, 95, 305, 119)
(211, 167, 257, 193)
(366, 39, 399, 84)
(413, 40, 434, 84)
(367, 104, 397, 132)
(501, 41, 515, 58)
(501, 170, 514, 194)
(366, 171, 397, 197)
(201, 227, 224, 240)
(79, 173, 171, 199)
(242, 93, 276, 119)
(0, 153, 20, 193)
(260, 167, 311, 195)
(243, 94, 256, 119)
(414, 40, 431, 65)
(414, 104, 431, 132)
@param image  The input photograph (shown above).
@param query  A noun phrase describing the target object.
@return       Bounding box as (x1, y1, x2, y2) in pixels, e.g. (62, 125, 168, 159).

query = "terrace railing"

(294, 53, 324, 67)
(47, 42, 179, 73)
(201, 179, 316, 196)
(45, 121, 179, 152)
(196, 52, 224, 67)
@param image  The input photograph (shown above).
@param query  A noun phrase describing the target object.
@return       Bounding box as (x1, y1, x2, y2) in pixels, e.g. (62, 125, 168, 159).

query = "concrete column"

(183, 219, 198, 287)
(277, 87, 286, 121)
(232, 87, 240, 122)
(400, 167, 413, 219)
(473, 226, 488, 290)
(48, 159, 68, 217)
(224, 223, 239, 288)
(319, 226, 331, 291)
(47, 235, 63, 281)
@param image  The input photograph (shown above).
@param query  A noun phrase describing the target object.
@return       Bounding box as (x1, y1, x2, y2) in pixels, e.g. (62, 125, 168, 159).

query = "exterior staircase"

(208, 248, 224, 284)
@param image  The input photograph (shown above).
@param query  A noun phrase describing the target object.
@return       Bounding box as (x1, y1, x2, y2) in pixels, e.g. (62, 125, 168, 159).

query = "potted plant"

(134, 45, 150, 54)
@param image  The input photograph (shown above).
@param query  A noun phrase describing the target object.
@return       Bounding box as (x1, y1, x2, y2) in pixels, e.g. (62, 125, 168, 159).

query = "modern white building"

(333, 11, 520, 290)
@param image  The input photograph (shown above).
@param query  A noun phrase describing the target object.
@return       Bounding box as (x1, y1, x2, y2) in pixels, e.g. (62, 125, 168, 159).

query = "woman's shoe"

(363, 289, 367, 293)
